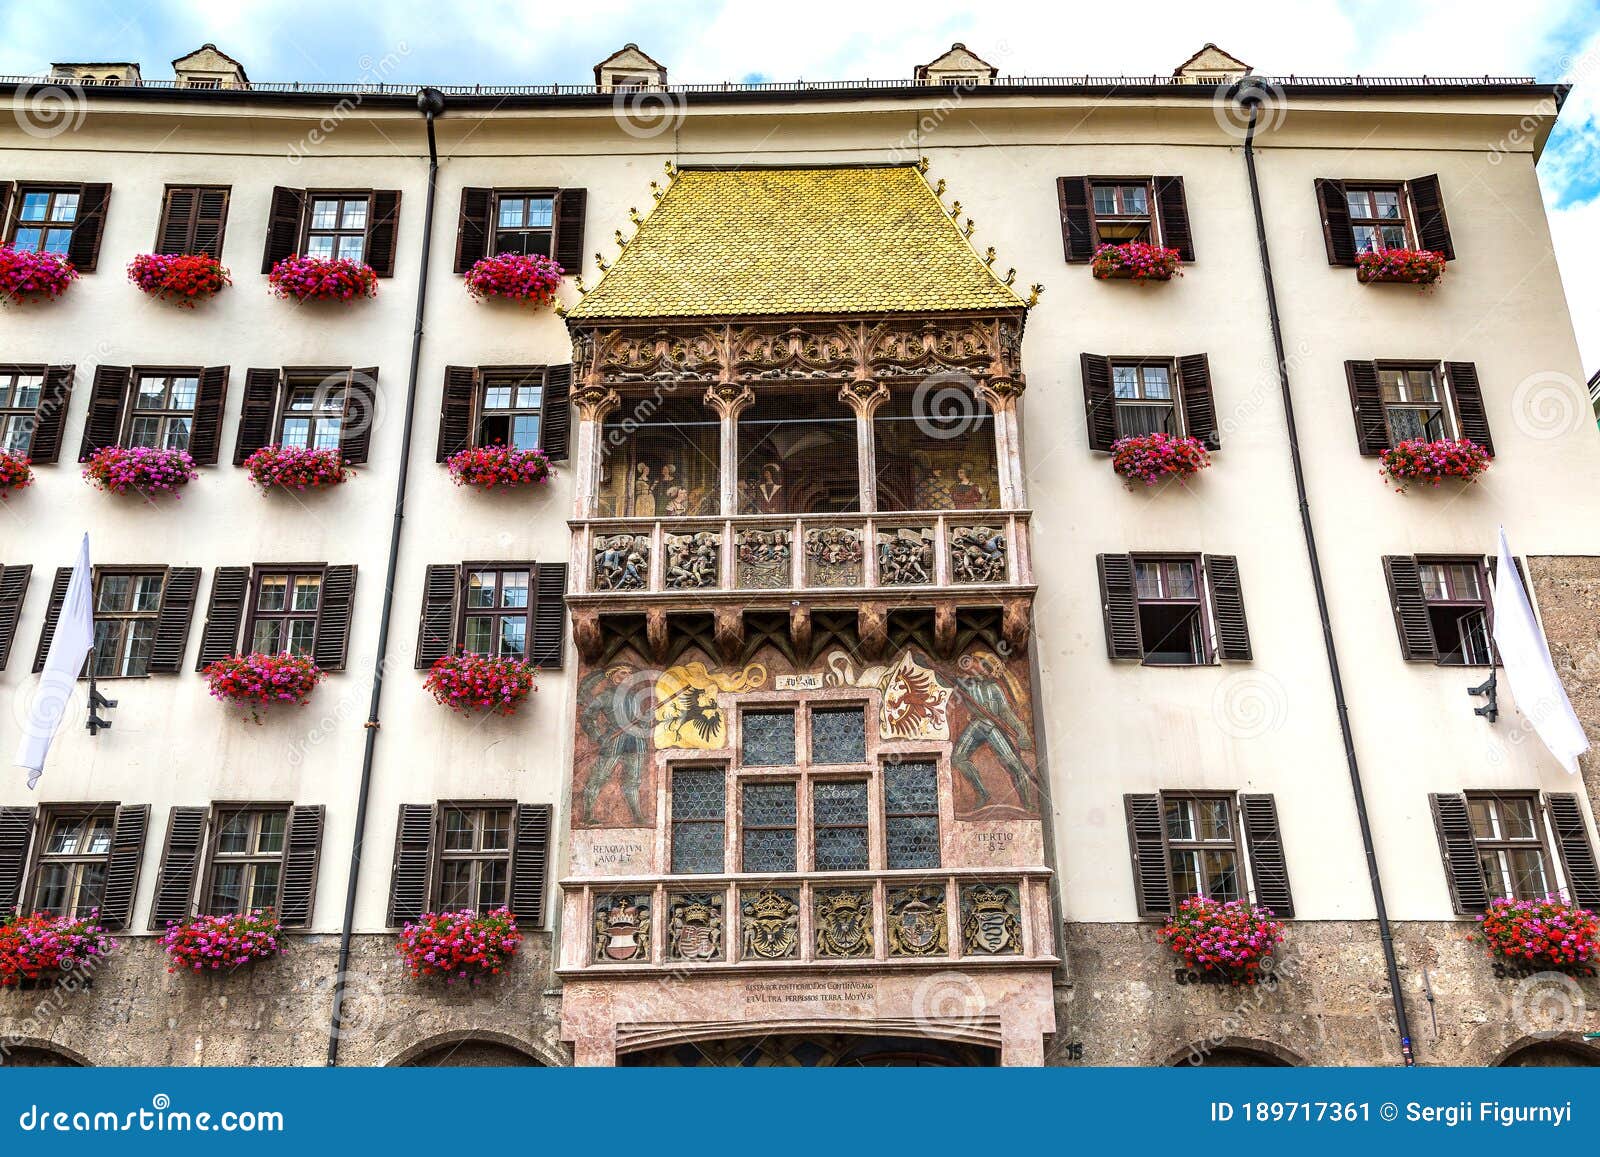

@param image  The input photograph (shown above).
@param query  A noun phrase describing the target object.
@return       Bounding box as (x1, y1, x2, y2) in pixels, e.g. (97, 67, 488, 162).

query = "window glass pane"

(810, 707, 866, 765)
(524, 198, 553, 228)
(217, 814, 250, 854)
(815, 824, 869, 871)
(287, 620, 316, 656)
(251, 620, 283, 653)
(1468, 798, 1497, 840)
(1500, 798, 1537, 840)
(337, 236, 364, 265)
(1203, 850, 1241, 901)
(813, 780, 869, 871)
(1, 415, 33, 455)
(742, 826, 797, 874)
(1352, 224, 1378, 253)
(312, 418, 341, 450)
(741, 711, 796, 766)
(163, 417, 192, 451)
(1165, 561, 1197, 600)
(46, 818, 84, 855)
(12, 227, 41, 252)
(1140, 366, 1172, 399)
(86, 817, 113, 855)
(1170, 849, 1201, 900)
(19, 192, 48, 221)
(123, 620, 156, 677)
(340, 199, 368, 229)
(208, 863, 244, 914)
(249, 863, 281, 909)
(510, 415, 541, 450)
(1116, 403, 1175, 438)
(168, 376, 198, 410)
(50, 193, 78, 222)
(500, 572, 530, 608)
(1197, 798, 1232, 840)
(91, 622, 122, 677)
(1418, 564, 1447, 601)
(128, 416, 161, 448)
(497, 198, 526, 229)
(292, 575, 321, 611)
(133, 575, 164, 612)
(736, 392, 858, 515)
(887, 815, 940, 870)
(304, 234, 334, 259)
(1092, 186, 1117, 215)
(279, 418, 311, 448)
(498, 617, 526, 658)
(256, 812, 286, 854)
(1379, 224, 1406, 249)
(1506, 849, 1549, 897)
(1447, 565, 1480, 601)
(1134, 561, 1163, 600)
(440, 861, 473, 909)
(1112, 366, 1139, 398)
(96, 574, 131, 613)
(13, 375, 41, 408)
(310, 200, 340, 229)
(34, 864, 69, 915)
(464, 616, 494, 656)
(467, 571, 497, 608)
(1121, 186, 1148, 214)
(137, 377, 166, 408)
(480, 809, 511, 851)
(1164, 798, 1196, 842)
(742, 782, 796, 873)
(478, 860, 508, 908)
(483, 385, 512, 410)
(442, 809, 474, 850)
(1372, 190, 1401, 219)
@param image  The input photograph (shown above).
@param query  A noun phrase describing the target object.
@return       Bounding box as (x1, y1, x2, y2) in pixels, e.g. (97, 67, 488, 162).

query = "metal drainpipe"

(1237, 87, 1415, 1066)
(325, 86, 445, 1066)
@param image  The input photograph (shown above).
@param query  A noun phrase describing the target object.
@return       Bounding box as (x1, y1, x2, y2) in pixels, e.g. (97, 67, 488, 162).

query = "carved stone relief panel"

(803, 525, 864, 587)
(664, 530, 720, 590)
(876, 527, 935, 586)
(948, 525, 1007, 584)
(594, 533, 651, 591)
(736, 527, 793, 589)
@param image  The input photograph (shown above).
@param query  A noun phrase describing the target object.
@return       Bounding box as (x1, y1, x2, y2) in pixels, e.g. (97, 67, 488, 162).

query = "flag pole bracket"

(85, 655, 117, 736)
(1468, 671, 1498, 723)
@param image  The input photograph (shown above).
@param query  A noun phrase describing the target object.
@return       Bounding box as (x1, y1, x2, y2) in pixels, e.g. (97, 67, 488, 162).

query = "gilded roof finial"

(983, 246, 996, 265)
(649, 180, 665, 201)
(664, 160, 677, 177)
(614, 228, 628, 250)
(916, 155, 930, 173)
(595, 252, 610, 272)
(1026, 283, 1044, 307)
(934, 178, 946, 197)
(628, 206, 642, 225)
(948, 199, 962, 218)
(1004, 268, 1016, 286)
(962, 218, 974, 238)
(574, 275, 587, 295)
(554, 301, 568, 318)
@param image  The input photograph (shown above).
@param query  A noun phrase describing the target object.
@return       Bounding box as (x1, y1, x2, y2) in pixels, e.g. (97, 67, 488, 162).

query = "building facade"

(0, 41, 1597, 1068)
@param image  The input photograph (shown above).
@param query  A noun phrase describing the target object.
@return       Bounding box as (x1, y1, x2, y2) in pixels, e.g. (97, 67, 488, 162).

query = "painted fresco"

(571, 642, 1038, 828)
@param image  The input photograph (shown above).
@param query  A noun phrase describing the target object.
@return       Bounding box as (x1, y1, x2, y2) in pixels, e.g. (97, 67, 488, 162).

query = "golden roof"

(568, 164, 1026, 321)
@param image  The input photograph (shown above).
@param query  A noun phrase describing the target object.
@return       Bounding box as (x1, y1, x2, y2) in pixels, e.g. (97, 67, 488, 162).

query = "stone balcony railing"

(558, 868, 1056, 974)
(571, 509, 1033, 599)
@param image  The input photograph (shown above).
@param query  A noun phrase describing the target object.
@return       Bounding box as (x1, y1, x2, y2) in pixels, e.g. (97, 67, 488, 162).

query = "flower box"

(0, 451, 33, 497)
(243, 444, 351, 492)
(162, 910, 282, 973)
(464, 253, 564, 306)
(202, 652, 325, 720)
(1092, 241, 1183, 282)
(1158, 896, 1285, 986)
(0, 911, 118, 988)
(0, 246, 77, 304)
(446, 443, 553, 490)
(424, 653, 538, 715)
(1111, 433, 1211, 487)
(1356, 248, 1447, 286)
(127, 252, 231, 306)
(267, 255, 378, 302)
(1379, 437, 1490, 491)
(83, 445, 197, 497)
(398, 907, 521, 983)
(1479, 895, 1600, 973)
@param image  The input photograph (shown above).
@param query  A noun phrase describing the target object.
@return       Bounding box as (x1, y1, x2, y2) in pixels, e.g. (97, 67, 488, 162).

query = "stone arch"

(1166, 1037, 1303, 1067)
(620, 1032, 999, 1067)
(0, 1039, 90, 1067)
(388, 1030, 561, 1068)
(1494, 1036, 1600, 1067)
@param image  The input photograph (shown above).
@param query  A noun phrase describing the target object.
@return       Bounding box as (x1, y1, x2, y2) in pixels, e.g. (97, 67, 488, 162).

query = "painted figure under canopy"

(577, 666, 652, 826)
(951, 651, 1035, 812)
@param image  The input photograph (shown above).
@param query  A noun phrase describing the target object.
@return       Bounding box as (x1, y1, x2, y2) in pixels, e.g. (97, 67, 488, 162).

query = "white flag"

(15, 533, 95, 789)
(1492, 527, 1589, 775)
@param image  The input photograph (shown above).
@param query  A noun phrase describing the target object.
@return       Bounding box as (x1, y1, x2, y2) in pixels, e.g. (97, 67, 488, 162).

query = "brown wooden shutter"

(387, 803, 436, 925)
(233, 368, 281, 465)
(365, 191, 402, 277)
(155, 186, 197, 254)
(1547, 793, 1600, 910)
(415, 564, 460, 669)
(541, 364, 572, 460)
(1097, 553, 1143, 661)
(195, 565, 250, 669)
(1314, 178, 1355, 266)
(437, 366, 478, 462)
(1205, 554, 1252, 662)
(1124, 794, 1171, 917)
(1444, 361, 1493, 455)
(1080, 353, 1117, 452)
(1408, 174, 1454, 260)
(0, 564, 32, 671)
(0, 182, 13, 237)
(147, 566, 200, 674)
(313, 565, 357, 671)
(340, 367, 378, 464)
(1345, 360, 1389, 455)
(28, 365, 76, 464)
(1430, 792, 1488, 914)
(31, 566, 72, 673)
(78, 364, 131, 459)
(1153, 176, 1195, 262)
(261, 186, 306, 273)
(99, 804, 150, 931)
(188, 365, 229, 466)
(1057, 176, 1094, 262)
(552, 187, 587, 275)
(510, 803, 552, 927)
(531, 562, 569, 670)
(148, 805, 208, 929)
(1240, 794, 1295, 917)
(0, 806, 35, 915)
(66, 183, 110, 272)
(192, 187, 229, 259)
(278, 804, 324, 928)
(454, 188, 493, 274)
(1178, 352, 1219, 451)
(1382, 555, 1438, 662)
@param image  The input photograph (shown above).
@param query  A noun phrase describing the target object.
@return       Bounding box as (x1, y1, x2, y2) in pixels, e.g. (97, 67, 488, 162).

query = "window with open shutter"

(1177, 353, 1218, 450)
(65, 183, 111, 273)
(31, 566, 72, 673)
(1080, 353, 1117, 452)
(552, 187, 587, 275)
(188, 366, 229, 466)
(436, 366, 478, 462)
(1444, 362, 1493, 455)
(278, 805, 325, 928)
(23, 365, 76, 465)
(147, 566, 201, 674)
(1430, 792, 1490, 914)
(340, 368, 379, 464)
(156, 185, 230, 258)
(1382, 555, 1440, 662)
(510, 803, 552, 928)
(233, 368, 281, 465)
(1344, 361, 1389, 455)
(261, 187, 307, 272)
(0, 806, 35, 915)
(1153, 176, 1195, 262)
(1547, 793, 1600, 910)
(195, 566, 250, 670)
(1240, 795, 1294, 917)
(312, 565, 357, 671)
(1097, 553, 1142, 660)
(542, 364, 572, 460)
(365, 191, 402, 277)
(1408, 174, 1454, 260)
(0, 563, 32, 670)
(148, 806, 208, 930)
(454, 188, 493, 274)
(415, 564, 461, 668)
(99, 804, 150, 931)
(1205, 555, 1252, 661)
(79, 365, 131, 459)
(387, 803, 436, 925)
(1124, 794, 1171, 916)
(1314, 178, 1356, 266)
(531, 562, 568, 670)
(1056, 176, 1093, 262)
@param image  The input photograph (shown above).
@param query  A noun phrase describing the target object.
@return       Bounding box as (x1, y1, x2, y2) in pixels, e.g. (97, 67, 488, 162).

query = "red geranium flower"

(127, 252, 231, 306)
(398, 907, 521, 983)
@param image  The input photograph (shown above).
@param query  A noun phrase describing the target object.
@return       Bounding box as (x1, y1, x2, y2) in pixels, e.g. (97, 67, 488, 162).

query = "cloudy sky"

(4, 0, 1596, 373)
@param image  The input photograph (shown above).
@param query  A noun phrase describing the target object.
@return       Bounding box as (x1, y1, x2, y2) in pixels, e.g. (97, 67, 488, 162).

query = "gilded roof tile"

(568, 165, 1025, 320)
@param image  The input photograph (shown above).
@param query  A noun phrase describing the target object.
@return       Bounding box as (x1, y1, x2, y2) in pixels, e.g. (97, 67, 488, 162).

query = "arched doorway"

(1170, 1039, 1299, 1067)
(1499, 1040, 1600, 1067)
(621, 1033, 999, 1067)
(399, 1037, 545, 1067)
(1, 1045, 85, 1067)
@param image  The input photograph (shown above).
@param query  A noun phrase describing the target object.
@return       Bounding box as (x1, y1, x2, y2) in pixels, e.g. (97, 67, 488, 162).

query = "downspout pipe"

(325, 86, 445, 1066)
(1236, 85, 1415, 1067)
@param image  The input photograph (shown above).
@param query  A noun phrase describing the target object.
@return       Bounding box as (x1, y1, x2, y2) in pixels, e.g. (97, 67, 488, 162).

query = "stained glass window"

(810, 706, 866, 765)
(741, 782, 796, 873)
(671, 768, 726, 875)
(885, 761, 941, 869)
(812, 780, 869, 871)
(741, 710, 795, 767)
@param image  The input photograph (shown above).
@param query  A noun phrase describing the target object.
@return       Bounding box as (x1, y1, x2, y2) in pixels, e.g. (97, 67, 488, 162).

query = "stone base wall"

(1052, 920, 1600, 1066)
(0, 934, 567, 1068)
